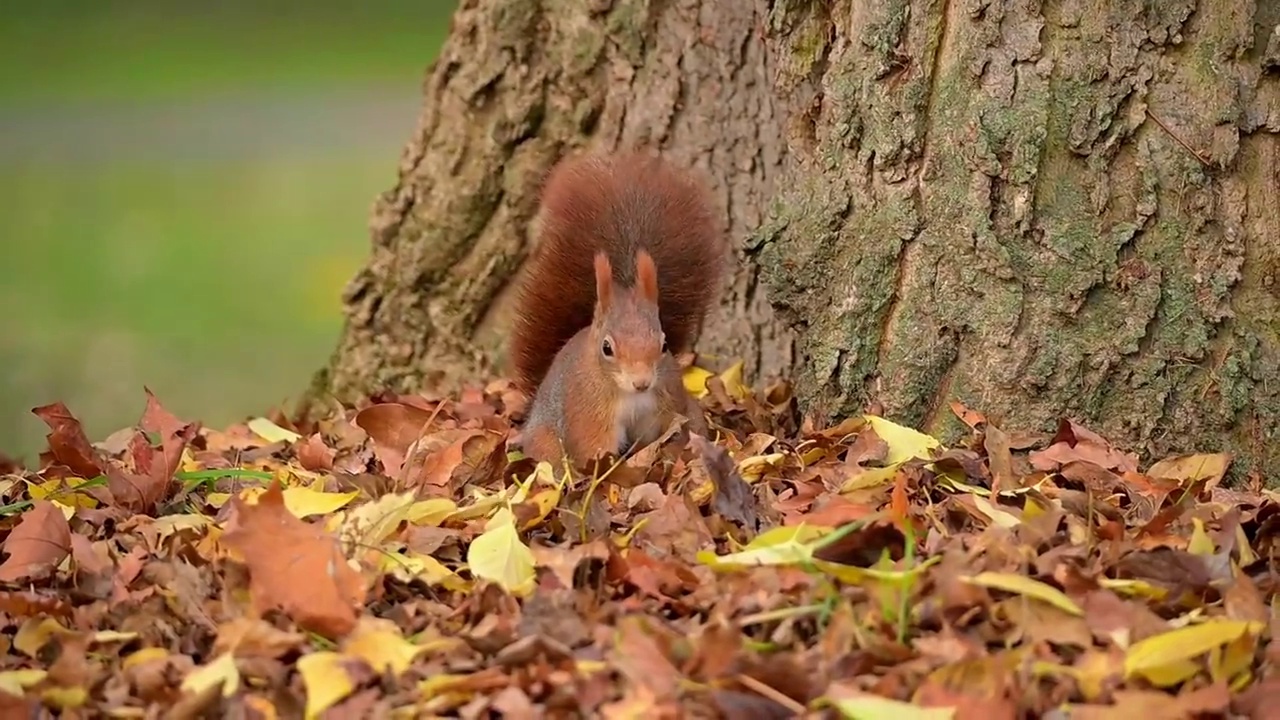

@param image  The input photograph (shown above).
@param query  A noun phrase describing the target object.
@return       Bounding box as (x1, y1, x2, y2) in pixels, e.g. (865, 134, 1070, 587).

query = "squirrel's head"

(590, 250, 668, 395)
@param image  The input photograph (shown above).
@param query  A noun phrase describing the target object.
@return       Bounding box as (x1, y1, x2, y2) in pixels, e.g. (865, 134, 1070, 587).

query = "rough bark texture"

(313, 0, 1280, 479)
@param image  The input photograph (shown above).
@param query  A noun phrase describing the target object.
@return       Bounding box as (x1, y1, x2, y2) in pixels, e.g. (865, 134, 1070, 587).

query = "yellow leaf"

(407, 498, 458, 526)
(91, 630, 139, 644)
(340, 491, 416, 548)
(418, 672, 471, 699)
(446, 486, 515, 522)
(382, 550, 470, 592)
(466, 519, 535, 596)
(1098, 577, 1168, 601)
(1070, 650, 1124, 701)
(1187, 517, 1215, 556)
(737, 452, 785, 483)
(247, 417, 302, 444)
(971, 495, 1021, 529)
(41, 686, 87, 710)
(682, 365, 715, 398)
(1130, 657, 1202, 688)
(1145, 453, 1231, 485)
(206, 492, 232, 508)
(864, 415, 941, 465)
(123, 647, 169, 669)
(281, 487, 358, 519)
(1236, 525, 1257, 566)
(960, 572, 1082, 616)
(717, 360, 751, 401)
(149, 513, 214, 542)
(0, 669, 46, 696)
(180, 652, 240, 698)
(343, 618, 430, 676)
(14, 617, 73, 657)
(698, 525, 826, 569)
(243, 695, 279, 720)
(827, 692, 956, 719)
(1210, 630, 1254, 685)
(1124, 619, 1262, 683)
(840, 465, 901, 494)
(297, 651, 356, 720)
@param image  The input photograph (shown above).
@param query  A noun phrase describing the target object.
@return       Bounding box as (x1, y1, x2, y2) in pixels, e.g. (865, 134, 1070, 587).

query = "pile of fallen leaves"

(0, 364, 1277, 719)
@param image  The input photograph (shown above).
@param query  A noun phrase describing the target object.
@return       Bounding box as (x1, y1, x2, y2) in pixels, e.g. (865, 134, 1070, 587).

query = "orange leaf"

(221, 481, 366, 639)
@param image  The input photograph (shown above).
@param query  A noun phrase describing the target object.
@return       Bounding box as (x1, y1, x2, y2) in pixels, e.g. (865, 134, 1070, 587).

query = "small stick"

(1146, 109, 1211, 168)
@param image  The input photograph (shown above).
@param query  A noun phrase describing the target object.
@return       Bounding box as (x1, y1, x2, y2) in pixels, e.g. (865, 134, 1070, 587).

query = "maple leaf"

(220, 481, 367, 638)
(0, 500, 73, 583)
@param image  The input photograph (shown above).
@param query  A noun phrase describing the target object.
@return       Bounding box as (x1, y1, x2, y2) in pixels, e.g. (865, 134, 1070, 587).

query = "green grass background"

(0, 1, 457, 459)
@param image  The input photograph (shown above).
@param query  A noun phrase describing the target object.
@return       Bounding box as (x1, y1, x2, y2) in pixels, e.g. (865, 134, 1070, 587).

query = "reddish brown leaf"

(0, 500, 72, 583)
(295, 433, 337, 472)
(32, 402, 104, 478)
(353, 402, 436, 477)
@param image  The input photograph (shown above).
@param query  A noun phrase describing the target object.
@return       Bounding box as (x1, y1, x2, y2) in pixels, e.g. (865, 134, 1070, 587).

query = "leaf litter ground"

(0, 367, 1277, 719)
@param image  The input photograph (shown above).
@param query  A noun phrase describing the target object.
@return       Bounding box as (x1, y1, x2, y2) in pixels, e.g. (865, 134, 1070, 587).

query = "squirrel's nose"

(631, 376, 652, 392)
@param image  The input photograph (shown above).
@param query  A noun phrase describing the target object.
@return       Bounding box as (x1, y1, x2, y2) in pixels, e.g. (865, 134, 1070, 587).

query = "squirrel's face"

(596, 297, 667, 395)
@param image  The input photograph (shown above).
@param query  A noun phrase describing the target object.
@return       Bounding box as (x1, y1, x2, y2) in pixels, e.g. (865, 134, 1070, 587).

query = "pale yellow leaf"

(340, 490, 416, 549)
(840, 465, 900, 494)
(123, 647, 169, 669)
(1146, 453, 1231, 485)
(382, 550, 469, 591)
(961, 572, 1082, 616)
(407, 498, 458, 526)
(445, 486, 514, 522)
(971, 495, 1021, 529)
(0, 669, 46, 696)
(467, 519, 535, 596)
(343, 618, 430, 676)
(828, 692, 956, 719)
(14, 617, 73, 657)
(149, 513, 214, 542)
(297, 651, 356, 720)
(1124, 619, 1262, 684)
(180, 652, 240, 698)
(91, 630, 139, 644)
(698, 525, 826, 569)
(247, 417, 302, 444)
(737, 452, 785, 484)
(864, 415, 941, 465)
(1187, 517, 1215, 556)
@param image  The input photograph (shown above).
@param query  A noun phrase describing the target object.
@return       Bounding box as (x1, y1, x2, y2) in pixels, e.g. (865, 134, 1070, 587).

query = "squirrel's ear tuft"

(635, 250, 659, 304)
(593, 252, 613, 312)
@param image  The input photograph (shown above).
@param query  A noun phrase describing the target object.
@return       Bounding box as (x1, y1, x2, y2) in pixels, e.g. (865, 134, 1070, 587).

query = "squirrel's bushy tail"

(508, 150, 726, 392)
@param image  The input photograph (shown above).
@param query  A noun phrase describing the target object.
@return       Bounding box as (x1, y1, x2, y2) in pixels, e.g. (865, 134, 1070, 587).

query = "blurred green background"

(0, 1, 457, 460)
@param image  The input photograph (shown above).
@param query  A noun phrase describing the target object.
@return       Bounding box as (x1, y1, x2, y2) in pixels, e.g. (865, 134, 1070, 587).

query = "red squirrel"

(508, 150, 727, 468)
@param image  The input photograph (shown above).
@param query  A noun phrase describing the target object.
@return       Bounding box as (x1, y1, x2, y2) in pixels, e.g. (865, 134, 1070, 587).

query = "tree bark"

(311, 0, 1280, 480)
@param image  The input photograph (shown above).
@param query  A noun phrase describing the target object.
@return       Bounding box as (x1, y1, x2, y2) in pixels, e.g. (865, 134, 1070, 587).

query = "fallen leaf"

(0, 500, 72, 582)
(960, 572, 1083, 616)
(467, 516, 535, 597)
(221, 482, 366, 638)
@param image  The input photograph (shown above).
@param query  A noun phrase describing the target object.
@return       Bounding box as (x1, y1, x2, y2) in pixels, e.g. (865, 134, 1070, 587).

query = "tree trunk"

(311, 0, 1280, 480)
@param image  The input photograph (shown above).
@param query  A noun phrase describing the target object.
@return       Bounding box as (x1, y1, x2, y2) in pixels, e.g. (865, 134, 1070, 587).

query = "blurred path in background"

(0, 88, 418, 164)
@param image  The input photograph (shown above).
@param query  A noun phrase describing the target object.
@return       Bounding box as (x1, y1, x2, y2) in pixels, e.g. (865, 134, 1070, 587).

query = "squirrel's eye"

(601, 338, 614, 357)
